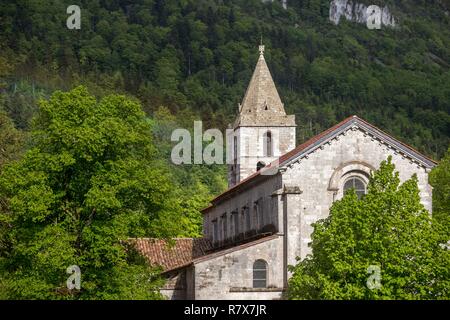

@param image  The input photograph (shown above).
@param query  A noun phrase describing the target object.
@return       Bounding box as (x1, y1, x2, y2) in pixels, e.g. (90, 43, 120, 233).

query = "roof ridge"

(352, 116, 437, 165)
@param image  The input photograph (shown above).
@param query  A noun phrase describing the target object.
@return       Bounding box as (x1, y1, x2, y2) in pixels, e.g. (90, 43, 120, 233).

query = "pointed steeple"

(234, 46, 295, 128)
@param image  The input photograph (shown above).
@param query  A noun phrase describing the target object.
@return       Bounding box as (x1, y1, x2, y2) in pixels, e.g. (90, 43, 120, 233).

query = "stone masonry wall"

(193, 236, 284, 300)
(235, 126, 296, 183)
(281, 127, 433, 267)
(204, 174, 283, 245)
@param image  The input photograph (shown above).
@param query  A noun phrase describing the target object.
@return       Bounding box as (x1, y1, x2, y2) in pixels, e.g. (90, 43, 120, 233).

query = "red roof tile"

(132, 238, 212, 272)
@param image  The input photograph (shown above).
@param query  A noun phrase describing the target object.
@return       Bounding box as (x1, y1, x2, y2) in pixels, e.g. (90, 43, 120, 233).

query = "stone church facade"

(136, 47, 437, 300)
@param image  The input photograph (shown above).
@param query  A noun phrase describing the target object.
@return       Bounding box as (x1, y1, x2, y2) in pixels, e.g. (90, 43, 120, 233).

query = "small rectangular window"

(233, 136, 237, 162)
(212, 220, 218, 243)
(244, 206, 251, 231)
(222, 213, 227, 240)
(254, 200, 261, 231)
(256, 198, 264, 230)
(233, 211, 239, 236)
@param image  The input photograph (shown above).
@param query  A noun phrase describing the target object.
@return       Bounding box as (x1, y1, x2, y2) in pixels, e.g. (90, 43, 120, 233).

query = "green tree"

(430, 146, 450, 227)
(288, 157, 450, 300)
(0, 111, 24, 171)
(148, 105, 227, 238)
(0, 86, 183, 299)
(0, 56, 14, 89)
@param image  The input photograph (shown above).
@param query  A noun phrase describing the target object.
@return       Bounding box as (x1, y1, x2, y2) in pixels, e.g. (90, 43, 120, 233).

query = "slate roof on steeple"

(234, 47, 295, 128)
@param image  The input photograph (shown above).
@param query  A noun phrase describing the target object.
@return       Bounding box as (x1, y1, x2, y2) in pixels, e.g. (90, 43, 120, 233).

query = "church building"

(135, 46, 437, 300)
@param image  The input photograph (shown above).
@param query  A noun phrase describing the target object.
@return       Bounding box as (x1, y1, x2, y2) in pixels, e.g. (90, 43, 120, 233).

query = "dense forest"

(1, 0, 449, 231)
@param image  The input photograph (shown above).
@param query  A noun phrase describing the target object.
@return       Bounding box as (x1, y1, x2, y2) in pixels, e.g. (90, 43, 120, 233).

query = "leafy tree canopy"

(0, 86, 184, 299)
(0, 110, 24, 171)
(288, 157, 450, 300)
(430, 147, 450, 228)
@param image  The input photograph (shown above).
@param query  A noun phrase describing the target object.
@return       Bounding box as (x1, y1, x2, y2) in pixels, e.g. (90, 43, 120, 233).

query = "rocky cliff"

(329, 0, 396, 27)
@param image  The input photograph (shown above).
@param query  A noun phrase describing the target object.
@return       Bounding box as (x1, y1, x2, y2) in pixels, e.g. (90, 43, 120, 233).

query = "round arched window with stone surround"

(343, 176, 367, 199)
(328, 161, 374, 201)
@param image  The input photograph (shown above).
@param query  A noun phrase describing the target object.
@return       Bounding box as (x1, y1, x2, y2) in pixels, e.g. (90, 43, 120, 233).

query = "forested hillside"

(1, 0, 449, 191)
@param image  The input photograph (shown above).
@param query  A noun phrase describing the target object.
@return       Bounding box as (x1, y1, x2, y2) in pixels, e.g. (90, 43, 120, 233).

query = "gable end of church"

(279, 115, 437, 171)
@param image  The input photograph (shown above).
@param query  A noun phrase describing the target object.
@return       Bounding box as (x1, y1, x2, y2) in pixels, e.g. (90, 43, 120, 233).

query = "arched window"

(263, 131, 273, 157)
(343, 177, 367, 199)
(253, 259, 267, 288)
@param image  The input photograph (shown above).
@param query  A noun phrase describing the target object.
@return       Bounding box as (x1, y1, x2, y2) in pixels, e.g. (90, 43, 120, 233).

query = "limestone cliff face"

(329, 0, 396, 27)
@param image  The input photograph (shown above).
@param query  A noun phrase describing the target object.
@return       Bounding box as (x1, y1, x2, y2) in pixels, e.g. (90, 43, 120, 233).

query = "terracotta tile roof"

(202, 115, 436, 209)
(132, 238, 213, 272)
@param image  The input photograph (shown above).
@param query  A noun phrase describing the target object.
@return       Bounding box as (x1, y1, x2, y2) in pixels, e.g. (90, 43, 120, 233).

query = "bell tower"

(228, 46, 296, 187)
